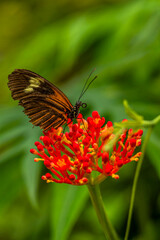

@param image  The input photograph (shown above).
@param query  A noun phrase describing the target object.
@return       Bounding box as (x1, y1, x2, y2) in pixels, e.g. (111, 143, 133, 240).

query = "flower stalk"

(124, 126, 153, 240)
(87, 183, 119, 240)
(121, 101, 160, 239)
(115, 100, 160, 130)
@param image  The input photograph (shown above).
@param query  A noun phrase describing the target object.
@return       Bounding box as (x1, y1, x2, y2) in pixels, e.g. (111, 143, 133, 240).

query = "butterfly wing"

(8, 69, 73, 131)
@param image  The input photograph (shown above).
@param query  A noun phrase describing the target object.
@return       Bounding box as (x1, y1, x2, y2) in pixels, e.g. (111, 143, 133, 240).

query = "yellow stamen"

(46, 179, 54, 183)
(119, 141, 125, 148)
(34, 158, 44, 162)
(57, 159, 66, 168)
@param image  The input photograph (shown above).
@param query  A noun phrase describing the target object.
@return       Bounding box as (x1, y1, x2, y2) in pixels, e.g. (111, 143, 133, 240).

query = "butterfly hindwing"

(8, 69, 73, 131)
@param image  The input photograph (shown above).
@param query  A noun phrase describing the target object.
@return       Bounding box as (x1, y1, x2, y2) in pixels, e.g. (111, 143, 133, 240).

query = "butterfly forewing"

(8, 69, 73, 131)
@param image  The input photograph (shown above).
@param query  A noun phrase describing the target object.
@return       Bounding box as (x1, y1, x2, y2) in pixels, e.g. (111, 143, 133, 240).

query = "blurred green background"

(0, 0, 160, 239)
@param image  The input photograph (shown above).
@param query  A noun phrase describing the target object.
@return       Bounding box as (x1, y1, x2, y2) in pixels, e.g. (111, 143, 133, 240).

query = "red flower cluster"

(30, 111, 143, 185)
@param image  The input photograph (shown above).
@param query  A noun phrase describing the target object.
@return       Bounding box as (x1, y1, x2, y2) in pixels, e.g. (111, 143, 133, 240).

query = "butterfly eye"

(82, 103, 87, 108)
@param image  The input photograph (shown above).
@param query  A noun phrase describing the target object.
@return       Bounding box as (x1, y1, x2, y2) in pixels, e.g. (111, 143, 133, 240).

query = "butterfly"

(8, 69, 96, 132)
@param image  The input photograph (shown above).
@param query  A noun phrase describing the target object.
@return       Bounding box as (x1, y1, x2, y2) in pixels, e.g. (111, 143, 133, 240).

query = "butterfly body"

(8, 69, 87, 131)
(67, 101, 87, 120)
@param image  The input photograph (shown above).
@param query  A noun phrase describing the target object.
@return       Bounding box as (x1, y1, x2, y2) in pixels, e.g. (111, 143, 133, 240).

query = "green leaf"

(51, 184, 88, 240)
(0, 141, 27, 164)
(0, 157, 22, 214)
(147, 133, 160, 178)
(0, 107, 23, 130)
(0, 125, 25, 147)
(123, 100, 143, 121)
(21, 126, 41, 209)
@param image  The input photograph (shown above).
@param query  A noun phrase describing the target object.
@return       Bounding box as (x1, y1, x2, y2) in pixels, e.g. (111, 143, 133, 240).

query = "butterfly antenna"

(78, 75, 97, 101)
(78, 68, 97, 101)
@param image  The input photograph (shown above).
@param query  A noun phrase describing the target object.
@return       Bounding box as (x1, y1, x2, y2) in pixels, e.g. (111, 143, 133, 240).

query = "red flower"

(30, 111, 143, 185)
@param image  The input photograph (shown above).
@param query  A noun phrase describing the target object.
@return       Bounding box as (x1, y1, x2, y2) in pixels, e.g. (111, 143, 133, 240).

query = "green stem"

(87, 184, 119, 240)
(142, 115, 160, 127)
(114, 115, 160, 130)
(124, 127, 153, 240)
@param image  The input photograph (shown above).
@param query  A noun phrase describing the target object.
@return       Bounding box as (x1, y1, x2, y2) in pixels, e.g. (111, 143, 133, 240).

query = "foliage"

(0, 0, 160, 239)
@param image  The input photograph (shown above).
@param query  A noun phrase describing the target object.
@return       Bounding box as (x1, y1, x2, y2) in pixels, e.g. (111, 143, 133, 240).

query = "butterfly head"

(67, 101, 87, 121)
(76, 101, 87, 109)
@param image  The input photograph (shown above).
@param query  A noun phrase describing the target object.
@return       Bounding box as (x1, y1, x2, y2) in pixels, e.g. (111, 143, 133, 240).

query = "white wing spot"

(24, 87, 34, 93)
(24, 77, 42, 93)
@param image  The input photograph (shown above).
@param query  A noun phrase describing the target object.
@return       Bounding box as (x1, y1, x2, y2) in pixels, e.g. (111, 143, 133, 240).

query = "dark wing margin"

(8, 69, 73, 131)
